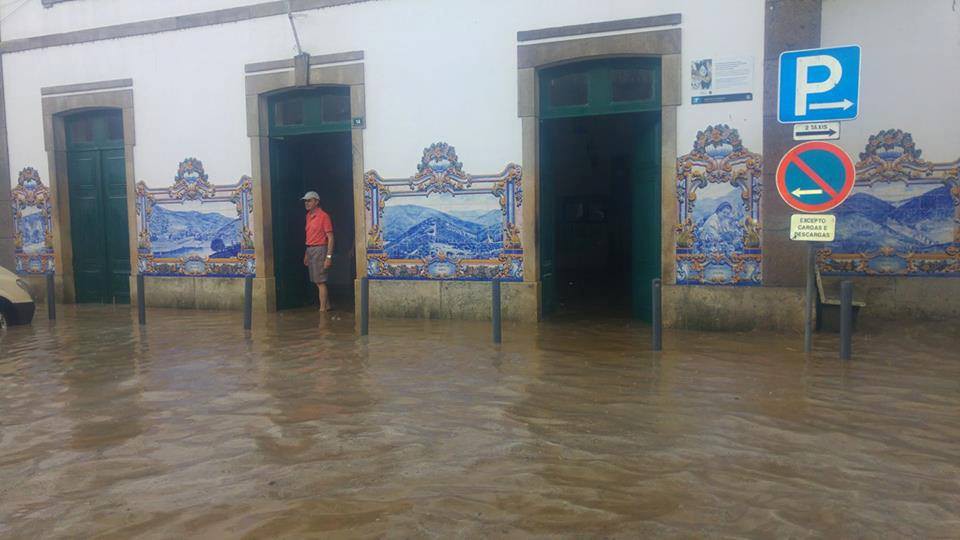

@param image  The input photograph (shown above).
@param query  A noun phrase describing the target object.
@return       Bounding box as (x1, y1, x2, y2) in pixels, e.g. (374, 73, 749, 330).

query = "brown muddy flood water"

(1, 305, 959, 538)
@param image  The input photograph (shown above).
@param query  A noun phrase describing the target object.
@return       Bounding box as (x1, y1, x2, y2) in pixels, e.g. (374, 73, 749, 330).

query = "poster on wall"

(691, 57, 754, 104)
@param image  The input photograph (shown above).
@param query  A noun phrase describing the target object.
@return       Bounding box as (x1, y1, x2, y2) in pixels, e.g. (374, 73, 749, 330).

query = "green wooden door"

(539, 58, 661, 319)
(268, 88, 352, 310)
(66, 110, 130, 304)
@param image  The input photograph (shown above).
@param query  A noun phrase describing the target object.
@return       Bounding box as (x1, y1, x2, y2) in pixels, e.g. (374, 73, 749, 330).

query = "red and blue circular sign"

(775, 141, 856, 213)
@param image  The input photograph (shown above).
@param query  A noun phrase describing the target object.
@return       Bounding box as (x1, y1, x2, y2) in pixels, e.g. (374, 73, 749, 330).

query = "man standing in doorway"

(302, 191, 335, 311)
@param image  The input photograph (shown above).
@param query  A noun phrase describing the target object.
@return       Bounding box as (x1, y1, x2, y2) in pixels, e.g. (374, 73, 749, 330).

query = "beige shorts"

(306, 245, 329, 283)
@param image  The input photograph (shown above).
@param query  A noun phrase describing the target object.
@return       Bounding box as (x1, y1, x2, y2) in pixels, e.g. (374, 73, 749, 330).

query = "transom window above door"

(540, 58, 660, 119)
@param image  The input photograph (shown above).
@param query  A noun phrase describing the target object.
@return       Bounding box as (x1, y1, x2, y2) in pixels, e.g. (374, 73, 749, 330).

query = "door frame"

(40, 79, 137, 304)
(244, 52, 366, 312)
(516, 26, 682, 320)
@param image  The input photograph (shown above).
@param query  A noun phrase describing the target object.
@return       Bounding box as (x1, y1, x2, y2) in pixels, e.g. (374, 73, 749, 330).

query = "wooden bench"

(815, 269, 866, 331)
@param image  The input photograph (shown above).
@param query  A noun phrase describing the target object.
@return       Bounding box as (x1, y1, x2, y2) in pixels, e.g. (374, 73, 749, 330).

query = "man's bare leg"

(317, 283, 330, 311)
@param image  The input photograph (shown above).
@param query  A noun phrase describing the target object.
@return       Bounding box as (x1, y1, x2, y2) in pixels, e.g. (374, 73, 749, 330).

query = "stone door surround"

(40, 78, 137, 303)
(516, 18, 682, 318)
(245, 51, 365, 311)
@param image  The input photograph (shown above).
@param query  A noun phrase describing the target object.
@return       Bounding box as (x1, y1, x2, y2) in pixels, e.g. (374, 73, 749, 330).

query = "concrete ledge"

(518, 14, 681, 42)
(518, 28, 681, 69)
(365, 279, 538, 322)
(41, 78, 132, 96)
(1, 0, 378, 54)
(245, 51, 364, 73)
(663, 284, 805, 332)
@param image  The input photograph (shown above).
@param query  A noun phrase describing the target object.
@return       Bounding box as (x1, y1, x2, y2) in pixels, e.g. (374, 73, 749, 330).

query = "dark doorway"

(64, 109, 131, 304)
(268, 87, 355, 311)
(538, 58, 661, 320)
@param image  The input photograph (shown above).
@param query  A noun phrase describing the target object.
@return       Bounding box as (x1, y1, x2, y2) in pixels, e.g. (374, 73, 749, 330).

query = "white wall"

(0, 0, 266, 41)
(3, 0, 765, 189)
(821, 0, 960, 161)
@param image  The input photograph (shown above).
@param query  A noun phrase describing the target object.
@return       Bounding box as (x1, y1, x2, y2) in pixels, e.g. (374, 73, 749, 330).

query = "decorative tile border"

(11, 167, 55, 274)
(365, 143, 523, 280)
(136, 158, 255, 277)
(675, 125, 763, 285)
(819, 129, 960, 276)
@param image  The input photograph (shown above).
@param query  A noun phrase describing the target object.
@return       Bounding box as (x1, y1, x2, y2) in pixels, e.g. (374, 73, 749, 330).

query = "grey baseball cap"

(301, 191, 320, 201)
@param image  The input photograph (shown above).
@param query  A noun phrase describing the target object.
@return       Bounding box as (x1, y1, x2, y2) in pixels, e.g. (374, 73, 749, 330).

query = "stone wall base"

(828, 276, 960, 328)
(360, 279, 539, 323)
(130, 276, 272, 311)
(663, 284, 806, 333)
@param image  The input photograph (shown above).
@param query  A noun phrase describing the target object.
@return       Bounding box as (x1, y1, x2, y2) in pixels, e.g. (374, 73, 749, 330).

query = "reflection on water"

(1, 305, 958, 537)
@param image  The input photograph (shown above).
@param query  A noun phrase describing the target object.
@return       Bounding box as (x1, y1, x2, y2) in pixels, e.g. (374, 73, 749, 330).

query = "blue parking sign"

(778, 45, 861, 123)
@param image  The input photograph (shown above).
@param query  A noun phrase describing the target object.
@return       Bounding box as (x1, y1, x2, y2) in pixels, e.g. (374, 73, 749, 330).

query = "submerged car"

(0, 265, 35, 328)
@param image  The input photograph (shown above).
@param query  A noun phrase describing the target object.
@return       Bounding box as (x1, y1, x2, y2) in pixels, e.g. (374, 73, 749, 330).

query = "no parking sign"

(775, 141, 856, 213)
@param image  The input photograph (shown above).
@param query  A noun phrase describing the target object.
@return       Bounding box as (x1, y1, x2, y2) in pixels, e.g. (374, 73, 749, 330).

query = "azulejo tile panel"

(676, 125, 762, 285)
(819, 129, 960, 276)
(365, 142, 523, 281)
(136, 158, 256, 277)
(11, 167, 55, 274)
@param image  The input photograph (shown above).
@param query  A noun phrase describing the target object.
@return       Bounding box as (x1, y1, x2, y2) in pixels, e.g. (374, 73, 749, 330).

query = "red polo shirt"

(305, 208, 333, 246)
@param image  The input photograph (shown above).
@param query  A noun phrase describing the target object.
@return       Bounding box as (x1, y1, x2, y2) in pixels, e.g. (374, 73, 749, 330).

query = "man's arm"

(324, 232, 335, 269)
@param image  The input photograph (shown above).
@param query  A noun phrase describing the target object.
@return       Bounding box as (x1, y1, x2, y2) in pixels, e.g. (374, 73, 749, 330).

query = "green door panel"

(539, 119, 557, 317)
(68, 151, 107, 303)
(101, 148, 131, 303)
(271, 137, 312, 310)
(632, 113, 662, 320)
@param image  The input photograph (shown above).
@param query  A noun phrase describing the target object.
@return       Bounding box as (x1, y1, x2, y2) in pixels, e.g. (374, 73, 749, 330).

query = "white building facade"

(1, 0, 957, 329)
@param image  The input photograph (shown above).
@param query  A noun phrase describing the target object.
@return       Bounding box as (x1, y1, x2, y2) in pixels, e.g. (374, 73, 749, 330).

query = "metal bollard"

(137, 274, 146, 325)
(492, 278, 502, 344)
(804, 243, 815, 353)
(46, 271, 56, 320)
(243, 275, 253, 330)
(840, 280, 853, 360)
(359, 277, 369, 336)
(652, 278, 662, 351)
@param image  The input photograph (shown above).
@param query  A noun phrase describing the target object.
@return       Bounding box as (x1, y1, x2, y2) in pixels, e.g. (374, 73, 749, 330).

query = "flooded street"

(1, 306, 959, 538)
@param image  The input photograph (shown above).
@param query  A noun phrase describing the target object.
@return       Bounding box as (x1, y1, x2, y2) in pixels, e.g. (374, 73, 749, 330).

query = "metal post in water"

(46, 271, 55, 320)
(840, 280, 853, 360)
(243, 275, 253, 330)
(359, 277, 369, 336)
(804, 243, 815, 353)
(652, 278, 662, 351)
(137, 273, 146, 325)
(492, 278, 502, 344)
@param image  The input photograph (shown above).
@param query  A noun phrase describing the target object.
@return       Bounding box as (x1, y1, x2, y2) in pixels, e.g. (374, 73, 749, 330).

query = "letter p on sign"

(779, 45, 860, 124)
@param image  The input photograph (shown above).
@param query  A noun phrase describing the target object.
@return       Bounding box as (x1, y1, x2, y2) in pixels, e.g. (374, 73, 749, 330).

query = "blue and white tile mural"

(136, 158, 255, 277)
(676, 125, 762, 285)
(11, 167, 55, 274)
(365, 143, 523, 280)
(819, 130, 960, 276)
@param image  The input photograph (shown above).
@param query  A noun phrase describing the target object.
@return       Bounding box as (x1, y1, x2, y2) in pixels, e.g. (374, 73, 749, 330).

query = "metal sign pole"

(491, 278, 502, 344)
(804, 242, 815, 353)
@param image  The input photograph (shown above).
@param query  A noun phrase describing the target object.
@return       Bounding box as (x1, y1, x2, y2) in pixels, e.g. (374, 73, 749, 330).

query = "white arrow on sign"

(809, 98, 854, 111)
(791, 187, 824, 197)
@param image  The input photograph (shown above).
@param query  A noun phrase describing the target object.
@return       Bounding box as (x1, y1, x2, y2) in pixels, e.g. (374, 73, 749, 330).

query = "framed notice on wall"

(691, 56, 754, 104)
